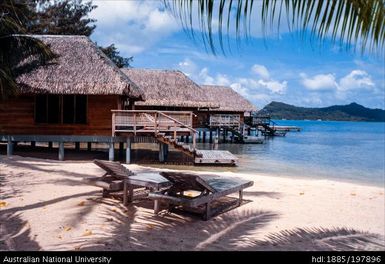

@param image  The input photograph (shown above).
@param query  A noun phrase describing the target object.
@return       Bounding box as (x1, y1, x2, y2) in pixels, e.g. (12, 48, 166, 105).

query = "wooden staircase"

(112, 110, 237, 165)
(155, 132, 202, 158)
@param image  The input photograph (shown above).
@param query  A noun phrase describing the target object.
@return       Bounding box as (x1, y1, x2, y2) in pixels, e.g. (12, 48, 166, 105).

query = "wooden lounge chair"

(83, 160, 171, 207)
(148, 172, 253, 220)
(83, 159, 141, 198)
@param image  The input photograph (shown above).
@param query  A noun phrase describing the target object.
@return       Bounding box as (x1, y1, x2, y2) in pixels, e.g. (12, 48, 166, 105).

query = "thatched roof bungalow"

(200, 85, 257, 128)
(121, 68, 218, 109)
(202, 85, 257, 112)
(0, 35, 144, 136)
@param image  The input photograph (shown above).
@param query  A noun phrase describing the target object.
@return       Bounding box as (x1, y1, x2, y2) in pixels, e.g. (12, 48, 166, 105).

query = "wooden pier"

(273, 126, 301, 132)
(194, 150, 238, 165)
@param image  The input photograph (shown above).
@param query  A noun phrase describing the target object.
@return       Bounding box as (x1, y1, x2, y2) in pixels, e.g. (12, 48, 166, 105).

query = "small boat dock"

(273, 126, 301, 132)
(194, 150, 238, 165)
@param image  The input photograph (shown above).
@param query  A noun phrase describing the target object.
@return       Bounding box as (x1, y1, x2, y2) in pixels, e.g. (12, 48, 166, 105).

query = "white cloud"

(258, 80, 287, 94)
(177, 60, 287, 108)
(300, 70, 375, 93)
(251, 64, 270, 80)
(90, 1, 180, 55)
(338, 70, 374, 91)
(300, 73, 337, 91)
(197, 68, 214, 84)
(178, 58, 198, 78)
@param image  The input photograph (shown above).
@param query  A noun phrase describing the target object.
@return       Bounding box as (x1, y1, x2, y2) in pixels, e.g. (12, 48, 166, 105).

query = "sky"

(90, 0, 385, 110)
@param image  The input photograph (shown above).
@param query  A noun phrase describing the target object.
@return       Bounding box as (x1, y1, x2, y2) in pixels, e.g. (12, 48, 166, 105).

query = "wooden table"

(123, 173, 171, 213)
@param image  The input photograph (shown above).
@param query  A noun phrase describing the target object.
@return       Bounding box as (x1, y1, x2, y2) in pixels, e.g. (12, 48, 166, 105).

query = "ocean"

(158, 120, 385, 187)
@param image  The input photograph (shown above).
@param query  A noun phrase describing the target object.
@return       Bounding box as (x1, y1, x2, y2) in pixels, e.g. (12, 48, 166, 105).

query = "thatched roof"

(122, 68, 218, 108)
(15, 35, 144, 99)
(202, 85, 257, 112)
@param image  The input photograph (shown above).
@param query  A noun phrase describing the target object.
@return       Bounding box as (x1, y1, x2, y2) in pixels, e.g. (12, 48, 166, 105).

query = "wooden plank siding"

(0, 95, 120, 136)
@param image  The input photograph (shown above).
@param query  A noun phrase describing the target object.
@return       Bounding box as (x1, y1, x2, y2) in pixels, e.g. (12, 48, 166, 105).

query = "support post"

(48, 142, 53, 149)
(209, 130, 213, 143)
(198, 130, 202, 143)
(109, 142, 114, 161)
(123, 180, 128, 206)
(192, 132, 196, 149)
(126, 137, 131, 164)
(159, 143, 165, 163)
(163, 143, 169, 161)
(153, 186, 160, 214)
(58, 142, 64, 161)
(185, 135, 189, 143)
(223, 128, 226, 143)
(75, 142, 80, 151)
(87, 142, 92, 151)
(7, 136, 13, 156)
(203, 131, 206, 143)
(239, 190, 243, 206)
(31, 141, 36, 148)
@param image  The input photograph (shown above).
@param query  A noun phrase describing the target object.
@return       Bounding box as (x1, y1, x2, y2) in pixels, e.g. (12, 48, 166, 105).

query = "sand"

(0, 155, 384, 251)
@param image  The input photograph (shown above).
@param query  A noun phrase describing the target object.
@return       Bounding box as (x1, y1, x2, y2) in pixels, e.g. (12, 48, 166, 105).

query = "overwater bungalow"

(121, 68, 219, 128)
(0, 37, 237, 165)
(119, 69, 237, 164)
(0, 35, 144, 160)
(200, 85, 258, 142)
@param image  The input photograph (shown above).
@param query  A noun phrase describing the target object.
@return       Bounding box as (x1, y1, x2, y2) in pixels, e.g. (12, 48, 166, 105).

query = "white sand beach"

(1, 155, 384, 251)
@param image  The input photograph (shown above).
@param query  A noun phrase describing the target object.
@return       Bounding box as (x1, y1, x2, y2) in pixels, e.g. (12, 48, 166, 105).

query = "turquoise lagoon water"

(170, 120, 385, 187)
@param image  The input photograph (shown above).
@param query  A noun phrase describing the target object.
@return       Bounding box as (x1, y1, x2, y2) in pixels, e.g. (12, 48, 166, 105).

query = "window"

(35, 95, 87, 124)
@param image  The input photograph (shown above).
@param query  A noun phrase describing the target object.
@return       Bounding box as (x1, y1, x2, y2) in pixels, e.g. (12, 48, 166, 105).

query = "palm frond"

(166, 0, 385, 55)
(0, 0, 55, 100)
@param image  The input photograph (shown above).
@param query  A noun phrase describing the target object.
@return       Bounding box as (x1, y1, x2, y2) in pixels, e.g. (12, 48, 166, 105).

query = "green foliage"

(27, 0, 97, 36)
(99, 44, 133, 68)
(0, 0, 55, 100)
(261, 101, 385, 121)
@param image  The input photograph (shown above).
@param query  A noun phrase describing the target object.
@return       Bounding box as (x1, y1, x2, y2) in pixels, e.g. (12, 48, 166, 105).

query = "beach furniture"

(83, 160, 171, 212)
(83, 159, 136, 198)
(148, 172, 253, 220)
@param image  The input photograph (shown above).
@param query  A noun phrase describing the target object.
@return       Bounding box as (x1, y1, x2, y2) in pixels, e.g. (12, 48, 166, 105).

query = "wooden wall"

(0, 95, 120, 136)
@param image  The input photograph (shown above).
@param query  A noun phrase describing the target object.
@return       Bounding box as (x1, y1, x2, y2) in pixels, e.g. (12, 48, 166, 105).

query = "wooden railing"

(209, 114, 241, 128)
(111, 110, 197, 148)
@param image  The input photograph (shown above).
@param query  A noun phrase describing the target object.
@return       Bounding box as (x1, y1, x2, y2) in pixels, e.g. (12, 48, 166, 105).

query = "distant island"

(260, 101, 385, 122)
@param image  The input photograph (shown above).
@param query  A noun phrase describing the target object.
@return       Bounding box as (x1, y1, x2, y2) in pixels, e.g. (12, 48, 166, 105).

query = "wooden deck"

(194, 150, 238, 165)
(209, 114, 241, 128)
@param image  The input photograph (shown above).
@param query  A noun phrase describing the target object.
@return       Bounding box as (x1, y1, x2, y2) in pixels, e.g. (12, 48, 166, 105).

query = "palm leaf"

(165, 0, 385, 55)
(0, 0, 55, 100)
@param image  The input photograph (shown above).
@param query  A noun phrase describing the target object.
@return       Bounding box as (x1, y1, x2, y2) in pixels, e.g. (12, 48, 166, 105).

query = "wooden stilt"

(209, 130, 213, 143)
(48, 142, 53, 149)
(126, 137, 131, 164)
(31, 141, 36, 148)
(163, 143, 169, 161)
(159, 143, 165, 163)
(203, 131, 206, 143)
(7, 137, 13, 156)
(109, 142, 114, 161)
(58, 142, 64, 161)
(75, 142, 80, 151)
(87, 142, 92, 151)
